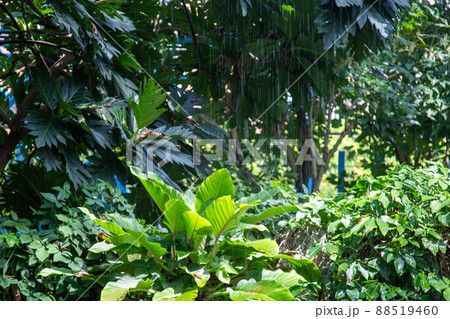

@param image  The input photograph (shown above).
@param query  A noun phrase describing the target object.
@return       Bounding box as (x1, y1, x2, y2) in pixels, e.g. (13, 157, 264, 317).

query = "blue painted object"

(114, 175, 130, 194)
(338, 151, 345, 194)
(307, 177, 314, 194)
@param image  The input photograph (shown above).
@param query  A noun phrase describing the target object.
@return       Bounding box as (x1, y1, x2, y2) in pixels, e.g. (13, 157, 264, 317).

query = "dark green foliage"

(0, 181, 134, 300)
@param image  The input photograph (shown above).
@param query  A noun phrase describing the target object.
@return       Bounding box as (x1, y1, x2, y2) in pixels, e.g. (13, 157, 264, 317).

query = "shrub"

(0, 182, 133, 300)
(292, 164, 450, 300)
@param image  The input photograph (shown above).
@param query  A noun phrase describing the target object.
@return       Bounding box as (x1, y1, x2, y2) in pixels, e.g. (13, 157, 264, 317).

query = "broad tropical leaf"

(224, 238, 280, 257)
(163, 199, 190, 235)
(152, 288, 198, 301)
(101, 276, 155, 301)
(130, 166, 182, 213)
(195, 169, 235, 211)
(182, 211, 213, 242)
(275, 255, 322, 282)
(204, 196, 237, 238)
(227, 279, 295, 301)
(183, 265, 210, 288)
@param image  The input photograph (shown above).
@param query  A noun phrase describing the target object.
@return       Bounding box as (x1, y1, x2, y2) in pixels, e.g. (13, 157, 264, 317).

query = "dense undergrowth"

(1, 164, 449, 300)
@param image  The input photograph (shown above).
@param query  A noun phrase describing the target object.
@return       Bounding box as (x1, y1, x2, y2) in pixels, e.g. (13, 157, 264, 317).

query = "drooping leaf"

(275, 255, 322, 282)
(152, 288, 198, 301)
(130, 166, 182, 213)
(227, 279, 295, 301)
(101, 276, 154, 301)
(236, 187, 280, 205)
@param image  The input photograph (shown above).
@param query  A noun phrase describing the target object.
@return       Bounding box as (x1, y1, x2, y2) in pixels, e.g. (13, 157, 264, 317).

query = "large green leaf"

(152, 288, 198, 301)
(101, 276, 155, 301)
(129, 79, 166, 129)
(25, 111, 74, 148)
(195, 169, 235, 211)
(224, 238, 280, 257)
(274, 255, 322, 282)
(227, 279, 295, 301)
(163, 199, 190, 235)
(259, 269, 306, 288)
(205, 196, 238, 238)
(241, 205, 298, 224)
(182, 211, 213, 242)
(130, 166, 182, 213)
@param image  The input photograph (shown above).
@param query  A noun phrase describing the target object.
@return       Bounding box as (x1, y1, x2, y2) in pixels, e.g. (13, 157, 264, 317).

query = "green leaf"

(153, 288, 198, 301)
(430, 200, 441, 213)
(226, 238, 280, 257)
(101, 276, 154, 301)
(39, 267, 74, 277)
(130, 166, 182, 213)
(129, 79, 166, 129)
(443, 288, 450, 301)
(325, 242, 339, 255)
(422, 237, 439, 255)
(36, 246, 49, 262)
(236, 187, 280, 205)
(183, 265, 210, 288)
(376, 217, 389, 236)
(346, 288, 360, 300)
(25, 111, 74, 148)
(32, 70, 57, 109)
(89, 241, 116, 253)
(59, 225, 73, 237)
(394, 256, 405, 275)
(228, 279, 295, 301)
(260, 269, 306, 288)
(240, 205, 298, 224)
(205, 196, 238, 238)
(379, 192, 389, 209)
(274, 255, 322, 282)
(163, 199, 190, 235)
(195, 169, 234, 211)
(182, 211, 213, 242)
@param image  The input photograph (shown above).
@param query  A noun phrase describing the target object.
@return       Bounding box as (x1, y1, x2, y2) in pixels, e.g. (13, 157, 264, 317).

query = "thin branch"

(180, 0, 215, 75)
(0, 1, 25, 54)
(0, 29, 70, 37)
(0, 39, 75, 53)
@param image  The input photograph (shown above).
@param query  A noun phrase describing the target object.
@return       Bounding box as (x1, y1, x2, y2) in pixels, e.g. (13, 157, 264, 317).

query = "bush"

(291, 164, 450, 300)
(0, 182, 133, 300)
